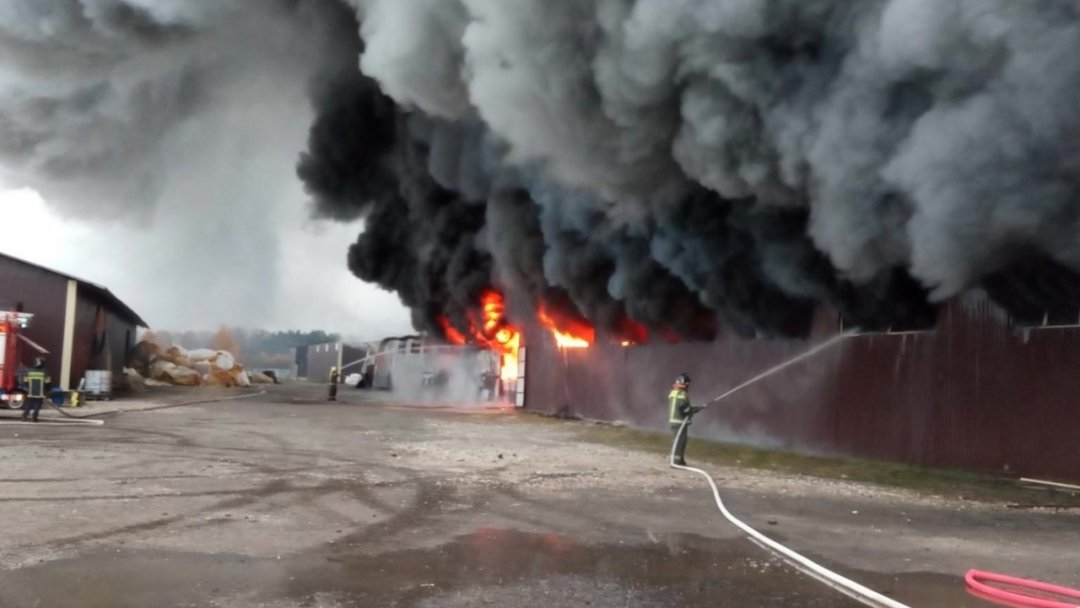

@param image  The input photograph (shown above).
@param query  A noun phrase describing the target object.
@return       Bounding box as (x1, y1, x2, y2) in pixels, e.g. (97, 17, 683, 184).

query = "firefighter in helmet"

(21, 357, 51, 423)
(328, 366, 340, 401)
(668, 372, 701, 466)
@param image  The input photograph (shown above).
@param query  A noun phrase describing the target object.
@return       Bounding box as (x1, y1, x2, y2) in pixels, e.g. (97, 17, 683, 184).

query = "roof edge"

(0, 250, 149, 328)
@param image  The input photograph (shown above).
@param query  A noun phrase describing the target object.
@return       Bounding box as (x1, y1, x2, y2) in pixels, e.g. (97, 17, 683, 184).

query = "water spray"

(670, 330, 912, 608)
(700, 330, 856, 410)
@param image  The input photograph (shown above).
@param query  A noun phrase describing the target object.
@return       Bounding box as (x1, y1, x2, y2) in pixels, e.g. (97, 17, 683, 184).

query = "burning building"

(519, 294, 1080, 481)
(291, 1, 1080, 480)
(5, 3, 1080, 476)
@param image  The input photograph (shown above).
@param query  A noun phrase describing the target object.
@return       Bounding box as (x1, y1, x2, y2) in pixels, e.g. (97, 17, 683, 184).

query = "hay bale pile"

(129, 341, 251, 388)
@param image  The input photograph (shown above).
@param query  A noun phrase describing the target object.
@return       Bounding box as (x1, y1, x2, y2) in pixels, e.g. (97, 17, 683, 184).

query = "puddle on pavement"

(0, 528, 976, 607)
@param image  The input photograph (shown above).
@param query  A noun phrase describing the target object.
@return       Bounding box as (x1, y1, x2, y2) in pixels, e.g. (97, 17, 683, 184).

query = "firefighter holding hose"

(21, 357, 50, 423)
(327, 366, 340, 401)
(669, 373, 702, 466)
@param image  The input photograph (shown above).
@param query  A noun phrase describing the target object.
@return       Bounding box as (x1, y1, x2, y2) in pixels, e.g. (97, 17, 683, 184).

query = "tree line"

(144, 328, 341, 369)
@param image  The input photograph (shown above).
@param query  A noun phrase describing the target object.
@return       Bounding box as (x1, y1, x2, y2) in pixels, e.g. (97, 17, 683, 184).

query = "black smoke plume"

(299, 0, 1080, 341)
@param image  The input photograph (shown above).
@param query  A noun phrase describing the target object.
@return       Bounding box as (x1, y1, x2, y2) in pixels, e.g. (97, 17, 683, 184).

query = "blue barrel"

(50, 387, 65, 406)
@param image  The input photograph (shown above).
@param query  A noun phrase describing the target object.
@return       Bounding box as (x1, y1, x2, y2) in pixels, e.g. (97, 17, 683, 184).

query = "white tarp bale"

(186, 349, 218, 362)
(187, 350, 236, 373)
(149, 360, 178, 380)
(167, 367, 201, 386)
(148, 360, 202, 386)
(120, 368, 145, 391)
(211, 351, 236, 373)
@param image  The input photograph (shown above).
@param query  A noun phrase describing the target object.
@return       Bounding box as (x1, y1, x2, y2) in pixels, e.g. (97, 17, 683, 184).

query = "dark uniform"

(328, 367, 340, 401)
(21, 360, 50, 423)
(668, 373, 700, 465)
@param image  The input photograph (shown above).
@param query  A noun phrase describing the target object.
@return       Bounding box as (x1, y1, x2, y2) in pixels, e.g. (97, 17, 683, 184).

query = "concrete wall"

(523, 294, 1080, 481)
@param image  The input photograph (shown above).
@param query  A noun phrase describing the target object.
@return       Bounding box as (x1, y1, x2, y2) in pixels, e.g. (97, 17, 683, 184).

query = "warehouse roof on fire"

(0, 250, 147, 390)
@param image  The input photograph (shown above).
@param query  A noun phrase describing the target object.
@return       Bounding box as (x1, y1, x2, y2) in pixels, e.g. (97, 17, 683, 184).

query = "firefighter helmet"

(675, 373, 690, 386)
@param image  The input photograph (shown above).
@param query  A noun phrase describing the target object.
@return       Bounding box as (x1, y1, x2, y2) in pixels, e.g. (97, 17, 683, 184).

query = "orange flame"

(537, 303, 594, 349)
(615, 317, 649, 345)
(477, 291, 520, 384)
(437, 290, 521, 388)
(438, 317, 467, 345)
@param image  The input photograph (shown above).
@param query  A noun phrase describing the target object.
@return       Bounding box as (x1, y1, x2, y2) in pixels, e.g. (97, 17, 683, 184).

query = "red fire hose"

(966, 570, 1080, 608)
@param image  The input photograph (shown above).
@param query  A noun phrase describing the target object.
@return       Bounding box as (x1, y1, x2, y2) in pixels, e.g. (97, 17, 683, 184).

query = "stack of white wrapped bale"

(133, 342, 252, 387)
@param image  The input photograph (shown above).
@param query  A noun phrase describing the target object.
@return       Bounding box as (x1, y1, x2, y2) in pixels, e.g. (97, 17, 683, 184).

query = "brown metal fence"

(523, 294, 1080, 481)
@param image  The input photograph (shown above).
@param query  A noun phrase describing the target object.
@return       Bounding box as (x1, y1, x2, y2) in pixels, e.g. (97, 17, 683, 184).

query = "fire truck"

(0, 310, 35, 409)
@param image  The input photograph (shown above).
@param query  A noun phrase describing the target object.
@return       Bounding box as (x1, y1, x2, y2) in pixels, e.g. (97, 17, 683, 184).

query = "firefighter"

(21, 357, 50, 423)
(327, 366, 340, 401)
(669, 373, 702, 466)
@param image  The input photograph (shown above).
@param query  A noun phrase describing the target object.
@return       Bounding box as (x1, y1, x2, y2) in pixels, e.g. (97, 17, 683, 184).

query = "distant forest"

(145, 328, 341, 369)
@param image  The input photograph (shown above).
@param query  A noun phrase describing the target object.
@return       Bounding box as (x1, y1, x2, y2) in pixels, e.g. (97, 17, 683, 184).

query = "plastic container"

(84, 370, 112, 400)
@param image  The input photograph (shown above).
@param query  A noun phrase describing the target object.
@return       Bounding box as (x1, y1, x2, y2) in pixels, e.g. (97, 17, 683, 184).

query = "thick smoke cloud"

(297, 0, 1080, 340)
(5, 1, 1077, 340)
(300, 0, 1080, 340)
(0, 0, 412, 335)
(0, 0, 356, 218)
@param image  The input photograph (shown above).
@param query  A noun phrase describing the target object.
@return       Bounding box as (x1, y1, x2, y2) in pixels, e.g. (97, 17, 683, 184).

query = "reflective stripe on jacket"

(669, 388, 691, 425)
(25, 371, 49, 399)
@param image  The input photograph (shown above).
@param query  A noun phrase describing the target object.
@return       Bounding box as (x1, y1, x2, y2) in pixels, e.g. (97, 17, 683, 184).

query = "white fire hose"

(670, 419, 910, 608)
(669, 330, 911, 608)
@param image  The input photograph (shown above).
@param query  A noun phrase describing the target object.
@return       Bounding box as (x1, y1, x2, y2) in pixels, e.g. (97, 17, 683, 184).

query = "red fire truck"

(0, 311, 35, 409)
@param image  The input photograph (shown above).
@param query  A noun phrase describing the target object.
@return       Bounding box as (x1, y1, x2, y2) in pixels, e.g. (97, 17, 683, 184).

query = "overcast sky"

(0, 0, 415, 341)
(0, 184, 413, 339)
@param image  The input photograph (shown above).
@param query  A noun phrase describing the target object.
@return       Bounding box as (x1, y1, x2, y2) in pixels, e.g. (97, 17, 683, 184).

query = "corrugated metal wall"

(306, 342, 343, 383)
(0, 256, 68, 384)
(524, 294, 1080, 481)
(71, 295, 136, 385)
(374, 343, 501, 404)
(3, 256, 140, 390)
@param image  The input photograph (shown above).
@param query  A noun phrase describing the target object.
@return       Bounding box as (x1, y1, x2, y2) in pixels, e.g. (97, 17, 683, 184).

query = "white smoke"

(0, 0, 414, 335)
(0, 0, 349, 218)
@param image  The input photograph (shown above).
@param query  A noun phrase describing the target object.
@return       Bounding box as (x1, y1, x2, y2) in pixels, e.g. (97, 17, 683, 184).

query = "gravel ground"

(0, 383, 1075, 607)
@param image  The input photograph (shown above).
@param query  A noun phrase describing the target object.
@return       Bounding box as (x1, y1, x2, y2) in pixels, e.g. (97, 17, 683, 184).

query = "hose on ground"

(670, 419, 911, 608)
(965, 569, 1080, 608)
(44, 400, 105, 425)
(32, 390, 266, 426)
